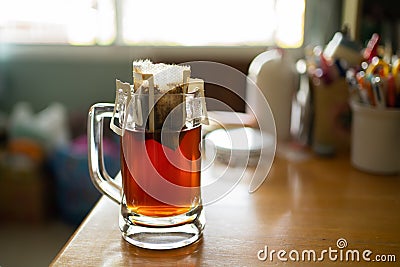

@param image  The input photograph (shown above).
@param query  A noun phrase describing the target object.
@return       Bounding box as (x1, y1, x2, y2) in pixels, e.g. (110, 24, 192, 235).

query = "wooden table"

(51, 151, 400, 266)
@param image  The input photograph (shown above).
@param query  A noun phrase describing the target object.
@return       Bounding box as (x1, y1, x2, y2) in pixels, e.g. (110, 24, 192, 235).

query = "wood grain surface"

(51, 153, 400, 266)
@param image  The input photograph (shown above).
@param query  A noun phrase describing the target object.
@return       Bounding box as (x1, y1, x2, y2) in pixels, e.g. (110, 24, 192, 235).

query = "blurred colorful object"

(49, 135, 119, 225)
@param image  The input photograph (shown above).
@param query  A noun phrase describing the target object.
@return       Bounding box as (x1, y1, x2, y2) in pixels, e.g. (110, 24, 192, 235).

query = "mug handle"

(88, 103, 122, 204)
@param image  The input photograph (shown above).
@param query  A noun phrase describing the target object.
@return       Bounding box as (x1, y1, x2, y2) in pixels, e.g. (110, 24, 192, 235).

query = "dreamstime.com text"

(257, 238, 396, 263)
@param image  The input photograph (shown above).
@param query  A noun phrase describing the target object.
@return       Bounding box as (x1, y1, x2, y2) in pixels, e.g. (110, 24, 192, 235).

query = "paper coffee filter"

(111, 60, 208, 137)
(133, 59, 190, 92)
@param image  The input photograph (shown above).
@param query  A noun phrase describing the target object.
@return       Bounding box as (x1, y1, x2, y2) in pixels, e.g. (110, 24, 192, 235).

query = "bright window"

(0, 0, 116, 45)
(0, 0, 305, 47)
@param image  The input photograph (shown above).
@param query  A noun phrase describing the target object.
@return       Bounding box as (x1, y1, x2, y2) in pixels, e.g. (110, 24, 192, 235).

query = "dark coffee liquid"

(121, 126, 201, 217)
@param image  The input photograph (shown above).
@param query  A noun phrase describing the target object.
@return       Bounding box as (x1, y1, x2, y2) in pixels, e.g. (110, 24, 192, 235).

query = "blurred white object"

(9, 102, 70, 150)
(350, 101, 400, 174)
(205, 127, 274, 167)
(246, 49, 298, 142)
(323, 32, 362, 67)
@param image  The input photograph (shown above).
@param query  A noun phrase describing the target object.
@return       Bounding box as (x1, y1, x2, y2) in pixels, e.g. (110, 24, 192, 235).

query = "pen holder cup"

(350, 101, 400, 174)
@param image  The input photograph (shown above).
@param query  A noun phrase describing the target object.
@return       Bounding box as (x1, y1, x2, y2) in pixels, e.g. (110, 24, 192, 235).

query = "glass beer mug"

(88, 80, 207, 250)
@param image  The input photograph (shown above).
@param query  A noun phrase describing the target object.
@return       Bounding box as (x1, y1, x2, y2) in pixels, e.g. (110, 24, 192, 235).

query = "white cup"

(350, 101, 400, 174)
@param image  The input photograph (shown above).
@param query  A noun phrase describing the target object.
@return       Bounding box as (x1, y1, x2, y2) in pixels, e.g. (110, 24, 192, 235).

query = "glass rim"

(128, 91, 202, 97)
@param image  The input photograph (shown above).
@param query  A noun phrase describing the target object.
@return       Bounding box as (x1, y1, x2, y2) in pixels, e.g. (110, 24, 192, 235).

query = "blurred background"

(1, 0, 399, 266)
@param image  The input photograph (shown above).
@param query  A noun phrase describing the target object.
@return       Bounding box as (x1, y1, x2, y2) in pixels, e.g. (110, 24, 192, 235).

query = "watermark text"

(257, 238, 396, 263)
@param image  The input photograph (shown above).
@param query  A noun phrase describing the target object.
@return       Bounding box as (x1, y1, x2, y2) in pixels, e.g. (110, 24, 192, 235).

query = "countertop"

(51, 151, 400, 266)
